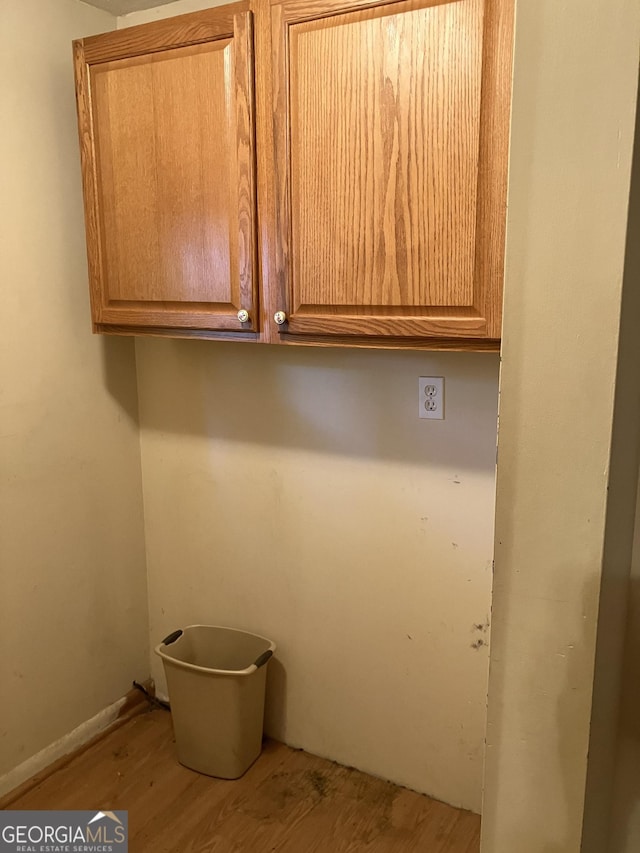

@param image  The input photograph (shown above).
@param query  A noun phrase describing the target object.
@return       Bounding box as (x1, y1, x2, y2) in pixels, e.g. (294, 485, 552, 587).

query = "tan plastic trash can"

(155, 624, 275, 779)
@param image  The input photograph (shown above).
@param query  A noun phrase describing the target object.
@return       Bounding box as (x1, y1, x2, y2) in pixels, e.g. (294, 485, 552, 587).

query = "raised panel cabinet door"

(270, 0, 513, 342)
(74, 4, 259, 333)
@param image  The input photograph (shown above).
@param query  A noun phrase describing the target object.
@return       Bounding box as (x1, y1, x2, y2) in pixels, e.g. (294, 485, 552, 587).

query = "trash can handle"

(162, 629, 183, 646)
(253, 649, 273, 669)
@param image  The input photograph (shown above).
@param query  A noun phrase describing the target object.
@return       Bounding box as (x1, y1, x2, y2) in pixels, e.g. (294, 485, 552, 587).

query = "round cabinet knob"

(274, 311, 287, 326)
(237, 309, 249, 323)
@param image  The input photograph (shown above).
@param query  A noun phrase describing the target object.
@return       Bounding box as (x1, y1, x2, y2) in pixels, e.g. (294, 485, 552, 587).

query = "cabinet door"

(74, 6, 259, 333)
(270, 0, 512, 342)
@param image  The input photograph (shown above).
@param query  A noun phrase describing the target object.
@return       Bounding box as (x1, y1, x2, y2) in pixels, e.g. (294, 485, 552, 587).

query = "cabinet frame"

(73, 2, 260, 334)
(267, 0, 513, 345)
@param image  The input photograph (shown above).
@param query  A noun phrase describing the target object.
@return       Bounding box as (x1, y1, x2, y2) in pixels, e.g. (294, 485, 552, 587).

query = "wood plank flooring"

(6, 709, 481, 852)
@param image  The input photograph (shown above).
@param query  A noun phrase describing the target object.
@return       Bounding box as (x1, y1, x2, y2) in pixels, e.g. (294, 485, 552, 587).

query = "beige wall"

(482, 0, 640, 850)
(135, 340, 498, 812)
(0, 0, 149, 778)
(120, 0, 230, 19)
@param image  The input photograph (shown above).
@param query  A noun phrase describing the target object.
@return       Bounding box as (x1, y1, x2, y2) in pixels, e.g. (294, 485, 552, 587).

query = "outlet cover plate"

(418, 376, 445, 420)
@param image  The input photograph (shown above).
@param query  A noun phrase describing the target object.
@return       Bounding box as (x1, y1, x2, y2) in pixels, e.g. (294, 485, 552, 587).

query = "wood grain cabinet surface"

(74, 4, 259, 336)
(73, 0, 513, 349)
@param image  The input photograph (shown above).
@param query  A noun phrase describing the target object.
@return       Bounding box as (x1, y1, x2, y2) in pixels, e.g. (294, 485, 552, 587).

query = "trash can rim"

(154, 624, 276, 677)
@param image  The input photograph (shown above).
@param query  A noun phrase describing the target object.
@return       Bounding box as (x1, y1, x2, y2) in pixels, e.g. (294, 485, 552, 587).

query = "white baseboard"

(0, 696, 127, 799)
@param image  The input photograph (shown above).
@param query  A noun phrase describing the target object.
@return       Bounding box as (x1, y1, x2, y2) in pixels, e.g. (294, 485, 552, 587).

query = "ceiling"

(81, 0, 178, 15)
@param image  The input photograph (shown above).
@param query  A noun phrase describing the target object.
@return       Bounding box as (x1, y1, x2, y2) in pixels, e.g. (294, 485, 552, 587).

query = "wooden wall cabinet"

(74, 6, 259, 336)
(73, 0, 513, 350)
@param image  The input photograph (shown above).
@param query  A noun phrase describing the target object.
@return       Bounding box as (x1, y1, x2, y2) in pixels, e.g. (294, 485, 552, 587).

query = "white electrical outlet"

(418, 376, 445, 420)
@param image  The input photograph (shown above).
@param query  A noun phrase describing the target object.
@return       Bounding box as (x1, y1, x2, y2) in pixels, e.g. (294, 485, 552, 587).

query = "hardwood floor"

(6, 709, 481, 852)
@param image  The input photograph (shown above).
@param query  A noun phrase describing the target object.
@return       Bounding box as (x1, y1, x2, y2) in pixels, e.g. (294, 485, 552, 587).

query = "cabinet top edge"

(77, 0, 251, 64)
